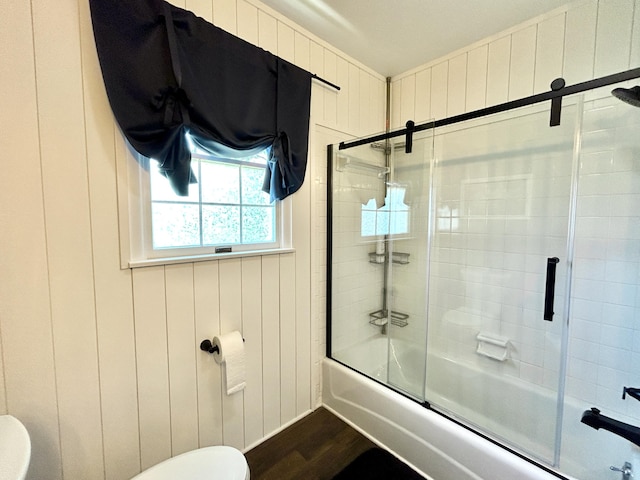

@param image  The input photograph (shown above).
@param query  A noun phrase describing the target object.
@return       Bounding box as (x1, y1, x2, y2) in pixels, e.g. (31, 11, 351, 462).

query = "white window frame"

(116, 140, 293, 269)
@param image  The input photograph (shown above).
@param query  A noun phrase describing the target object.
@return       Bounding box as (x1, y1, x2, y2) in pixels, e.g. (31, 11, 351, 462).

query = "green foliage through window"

(150, 148, 276, 249)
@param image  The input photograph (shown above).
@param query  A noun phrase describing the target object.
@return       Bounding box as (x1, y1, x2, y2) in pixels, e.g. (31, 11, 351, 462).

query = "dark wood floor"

(245, 407, 377, 480)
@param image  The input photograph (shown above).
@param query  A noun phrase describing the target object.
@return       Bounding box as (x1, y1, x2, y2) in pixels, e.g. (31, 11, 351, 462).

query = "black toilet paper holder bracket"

(200, 337, 245, 355)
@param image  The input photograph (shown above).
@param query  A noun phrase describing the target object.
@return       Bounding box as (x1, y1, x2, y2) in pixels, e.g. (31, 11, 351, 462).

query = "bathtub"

(325, 338, 576, 480)
(326, 338, 640, 480)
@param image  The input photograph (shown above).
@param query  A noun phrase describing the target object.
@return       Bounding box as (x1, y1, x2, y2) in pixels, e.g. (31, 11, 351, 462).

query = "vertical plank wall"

(390, 0, 640, 129)
(0, 0, 384, 479)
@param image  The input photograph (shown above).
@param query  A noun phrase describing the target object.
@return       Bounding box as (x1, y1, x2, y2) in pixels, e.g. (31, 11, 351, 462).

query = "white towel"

(212, 331, 246, 395)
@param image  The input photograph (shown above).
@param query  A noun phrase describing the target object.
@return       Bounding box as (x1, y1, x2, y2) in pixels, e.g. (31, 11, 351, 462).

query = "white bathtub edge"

(322, 357, 569, 480)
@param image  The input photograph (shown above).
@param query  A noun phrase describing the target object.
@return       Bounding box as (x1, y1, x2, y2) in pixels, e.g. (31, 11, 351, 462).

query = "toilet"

(132, 446, 249, 480)
(0, 415, 31, 480)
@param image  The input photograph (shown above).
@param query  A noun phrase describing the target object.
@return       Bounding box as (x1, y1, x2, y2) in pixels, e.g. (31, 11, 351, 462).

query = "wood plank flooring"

(245, 407, 377, 480)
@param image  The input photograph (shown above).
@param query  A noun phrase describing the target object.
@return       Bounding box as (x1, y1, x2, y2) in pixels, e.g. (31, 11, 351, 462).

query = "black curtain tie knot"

(152, 86, 192, 126)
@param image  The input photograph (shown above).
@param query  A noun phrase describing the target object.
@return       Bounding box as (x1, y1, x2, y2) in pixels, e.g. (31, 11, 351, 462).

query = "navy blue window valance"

(89, 0, 312, 201)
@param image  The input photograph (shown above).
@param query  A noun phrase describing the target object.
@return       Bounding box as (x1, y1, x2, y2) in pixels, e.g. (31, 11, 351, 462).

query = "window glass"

(202, 205, 241, 244)
(149, 147, 276, 251)
(360, 185, 410, 237)
(201, 162, 240, 204)
(242, 166, 271, 205)
(152, 203, 200, 248)
(150, 163, 199, 203)
(242, 206, 275, 243)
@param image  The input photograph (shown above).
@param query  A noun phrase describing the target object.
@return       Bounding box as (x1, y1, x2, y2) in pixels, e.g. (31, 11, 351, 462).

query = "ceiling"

(259, 0, 573, 77)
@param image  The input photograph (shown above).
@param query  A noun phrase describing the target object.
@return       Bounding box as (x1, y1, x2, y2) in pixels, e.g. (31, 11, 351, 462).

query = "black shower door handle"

(544, 257, 560, 321)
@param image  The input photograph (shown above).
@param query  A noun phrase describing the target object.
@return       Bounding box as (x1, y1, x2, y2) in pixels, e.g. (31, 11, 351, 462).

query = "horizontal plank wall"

(0, 0, 385, 478)
(390, 0, 640, 128)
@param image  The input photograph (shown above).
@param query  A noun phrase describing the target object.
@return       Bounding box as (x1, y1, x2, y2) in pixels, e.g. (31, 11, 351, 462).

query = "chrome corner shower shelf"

(369, 309, 409, 328)
(368, 251, 410, 265)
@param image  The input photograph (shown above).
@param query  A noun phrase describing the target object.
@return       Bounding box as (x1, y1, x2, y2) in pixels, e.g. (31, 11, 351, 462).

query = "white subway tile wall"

(569, 97, 640, 422)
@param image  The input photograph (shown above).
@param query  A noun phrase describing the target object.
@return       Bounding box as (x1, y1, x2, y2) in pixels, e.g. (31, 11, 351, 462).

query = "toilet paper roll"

(212, 331, 246, 395)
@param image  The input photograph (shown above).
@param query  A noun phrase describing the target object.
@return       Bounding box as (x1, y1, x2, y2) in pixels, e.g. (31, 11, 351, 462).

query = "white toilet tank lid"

(132, 446, 249, 480)
(0, 415, 31, 480)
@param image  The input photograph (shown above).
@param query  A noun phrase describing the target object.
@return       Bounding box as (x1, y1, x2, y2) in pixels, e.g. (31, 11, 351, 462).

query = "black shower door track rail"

(338, 66, 640, 151)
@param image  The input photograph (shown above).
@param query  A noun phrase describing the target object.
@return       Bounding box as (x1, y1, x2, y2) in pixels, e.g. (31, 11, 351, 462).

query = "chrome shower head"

(611, 85, 640, 107)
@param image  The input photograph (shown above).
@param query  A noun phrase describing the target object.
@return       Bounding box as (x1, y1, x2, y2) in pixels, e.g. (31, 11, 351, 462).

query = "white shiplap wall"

(390, 0, 639, 129)
(0, 0, 384, 479)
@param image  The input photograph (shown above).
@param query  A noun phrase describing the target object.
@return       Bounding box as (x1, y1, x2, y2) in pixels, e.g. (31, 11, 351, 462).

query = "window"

(150, 148, 276, 249)
(361, 184, 410, 237)
(120, 142, 292, 268)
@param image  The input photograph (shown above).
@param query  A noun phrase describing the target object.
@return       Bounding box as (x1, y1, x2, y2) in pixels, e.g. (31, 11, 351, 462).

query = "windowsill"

(127, 247, 295, 269)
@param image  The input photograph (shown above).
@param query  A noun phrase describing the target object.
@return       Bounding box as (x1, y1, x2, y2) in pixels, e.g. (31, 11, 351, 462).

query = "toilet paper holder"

(200, 338, 244, 355)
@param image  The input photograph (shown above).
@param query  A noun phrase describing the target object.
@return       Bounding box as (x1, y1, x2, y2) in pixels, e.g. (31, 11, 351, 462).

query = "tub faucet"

(581, 408, 640, 448)
(610, 462, 633, 480)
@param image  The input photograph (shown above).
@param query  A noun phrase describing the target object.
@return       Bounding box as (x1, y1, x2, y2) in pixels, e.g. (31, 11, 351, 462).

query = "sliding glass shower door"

(424, 102, 578, 463)
(329, 79, 640, 477)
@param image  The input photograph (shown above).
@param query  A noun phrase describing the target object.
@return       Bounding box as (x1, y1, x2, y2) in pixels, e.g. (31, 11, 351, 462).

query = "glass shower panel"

(330, 138, 389, 377)
(425, 103, 578, 463)
(558, 87, 640, 480)
(329, 128, 432, 401)
(385, 130, 434, 399)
